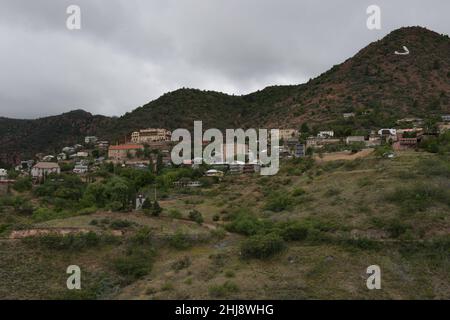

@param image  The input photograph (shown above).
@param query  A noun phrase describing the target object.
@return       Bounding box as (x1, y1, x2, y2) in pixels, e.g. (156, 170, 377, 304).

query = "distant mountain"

(1, 26, 449, 165)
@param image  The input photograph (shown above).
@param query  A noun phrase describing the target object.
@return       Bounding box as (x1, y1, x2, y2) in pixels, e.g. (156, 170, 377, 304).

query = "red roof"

(109, 144, 144, 151)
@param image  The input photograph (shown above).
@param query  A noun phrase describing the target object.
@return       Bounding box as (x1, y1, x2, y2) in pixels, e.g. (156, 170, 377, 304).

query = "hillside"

(1, 150, 450, 299)
(1, 26, 449, 164)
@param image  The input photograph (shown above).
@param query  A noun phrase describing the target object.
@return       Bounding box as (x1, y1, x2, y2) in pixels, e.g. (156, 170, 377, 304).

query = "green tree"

(152, 200, 162, 216)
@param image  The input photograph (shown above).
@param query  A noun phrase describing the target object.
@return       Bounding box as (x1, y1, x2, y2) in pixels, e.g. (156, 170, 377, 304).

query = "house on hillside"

(442, 115, 450, 122)
(31, 162, 60, 181)
(73, 164, 89, 174)
(317, 131, 334, 138)
(108, 144, 144, 162)
(378, 128, 397, 142)
(345, 136, 365, 145)
(279, 129, 299, 141)
(0, 169, 8, 181)
(85, 136, 98, 144)
(343, 113, 355, 119)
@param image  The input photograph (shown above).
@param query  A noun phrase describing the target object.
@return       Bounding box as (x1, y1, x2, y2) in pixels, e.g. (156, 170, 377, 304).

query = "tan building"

(108, 144, 144, 162)
(345, 136, 365, 145)
(131, 128, 171, 143)
(31, 162, 60, 180)
(278, 129, 299, 141)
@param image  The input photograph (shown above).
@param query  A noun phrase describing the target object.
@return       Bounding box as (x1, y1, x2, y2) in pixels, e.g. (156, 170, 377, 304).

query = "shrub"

(110, 219, 133, 230)
(171, 256, 191, 271)
(212, 214, 220, 222)
(168, 209, 182, 219)
(113, 248, 154, 280)
(13, 177, 32, 192)
(23, 232, 102, 251)
(225, 213, 266, 236)
(168, 231, 192, 250)
(264, 193, 294, 212)
(188, 210, 204, 224)
(77, 206, 97, 215)
(208, 281, 239, 298)
(386, 219, 410, 238)
(240, 233, 285, 259)
(152, 201, 162, 216)
(130, 227, 153, 246)
(386, 183, 450, 212)
(291, 188, 306, 197)
(279, 222, 309, 241)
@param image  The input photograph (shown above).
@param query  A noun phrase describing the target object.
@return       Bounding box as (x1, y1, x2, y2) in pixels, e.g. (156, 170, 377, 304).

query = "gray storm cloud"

(0, 0, 449, 119)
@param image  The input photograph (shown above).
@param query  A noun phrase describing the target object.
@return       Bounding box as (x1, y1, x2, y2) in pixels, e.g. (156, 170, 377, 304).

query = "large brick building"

(108, 144, 144, 162)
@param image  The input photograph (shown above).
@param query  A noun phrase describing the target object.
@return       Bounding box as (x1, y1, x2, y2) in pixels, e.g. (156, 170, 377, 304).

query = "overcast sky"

(0, 0, 449, 119)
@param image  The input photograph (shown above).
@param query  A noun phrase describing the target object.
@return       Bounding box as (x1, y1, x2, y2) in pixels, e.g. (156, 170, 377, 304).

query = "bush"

(208, 281, 239, 298)
(171, 256, 191, 271)
(168, 209, 182, 219)
(291, 188, 306, 197)
(240, 233, 285, 259)
(386, 183, 450, 213)
(279, 222, 309, 241)
(152, 201, 162, 216)
(386, 219, 410, 238)
(113, 248, 154, 281)
(23, 232, 102, 251)
(188, 210, 204, 224)
(168, 231, 192, 250)
(264, 193, 294, 212)
(130, 227, 153, 246)
(225, 213, 266, 236)
(110, 219, 133, 230)
(13, 177, 32, 192)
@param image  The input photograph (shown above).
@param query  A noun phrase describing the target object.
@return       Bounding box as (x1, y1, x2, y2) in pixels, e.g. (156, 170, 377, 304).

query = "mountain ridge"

(1, 26, 449, 164)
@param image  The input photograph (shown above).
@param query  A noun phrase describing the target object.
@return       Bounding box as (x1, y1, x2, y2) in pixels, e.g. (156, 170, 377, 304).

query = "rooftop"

(33, 162, 60, 169)
(109, 144, 144, 151)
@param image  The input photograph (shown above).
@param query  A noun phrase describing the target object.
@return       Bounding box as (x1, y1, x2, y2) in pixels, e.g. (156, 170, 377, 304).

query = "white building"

(85, 136, 98, 144)
(345, 136, 365, 144)
(0, 169, 8, 180)
(318, 131, 334, 138)
(378, 128, 397, 136)
(31, 162, 60, 179)
(73, 164, 88, 174)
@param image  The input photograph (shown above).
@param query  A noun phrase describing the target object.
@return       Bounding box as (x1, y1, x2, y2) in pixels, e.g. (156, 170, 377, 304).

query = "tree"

(151, 200, 162, 216)
(300, 123, 310, 134)
(188, 209, 203, 224)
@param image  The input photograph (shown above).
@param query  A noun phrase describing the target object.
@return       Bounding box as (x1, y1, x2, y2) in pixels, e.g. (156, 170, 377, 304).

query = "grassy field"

(0, 150, 449, 299)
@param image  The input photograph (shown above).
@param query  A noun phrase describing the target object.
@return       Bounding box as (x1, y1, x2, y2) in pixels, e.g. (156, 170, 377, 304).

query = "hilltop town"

(1, 114, 449, 188)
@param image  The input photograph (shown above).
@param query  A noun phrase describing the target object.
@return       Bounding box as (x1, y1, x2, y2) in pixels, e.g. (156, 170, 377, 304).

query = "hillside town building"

(131, 128, 172, 143)
(108, 144, 144, 162)
(31, 162, 60, 180)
